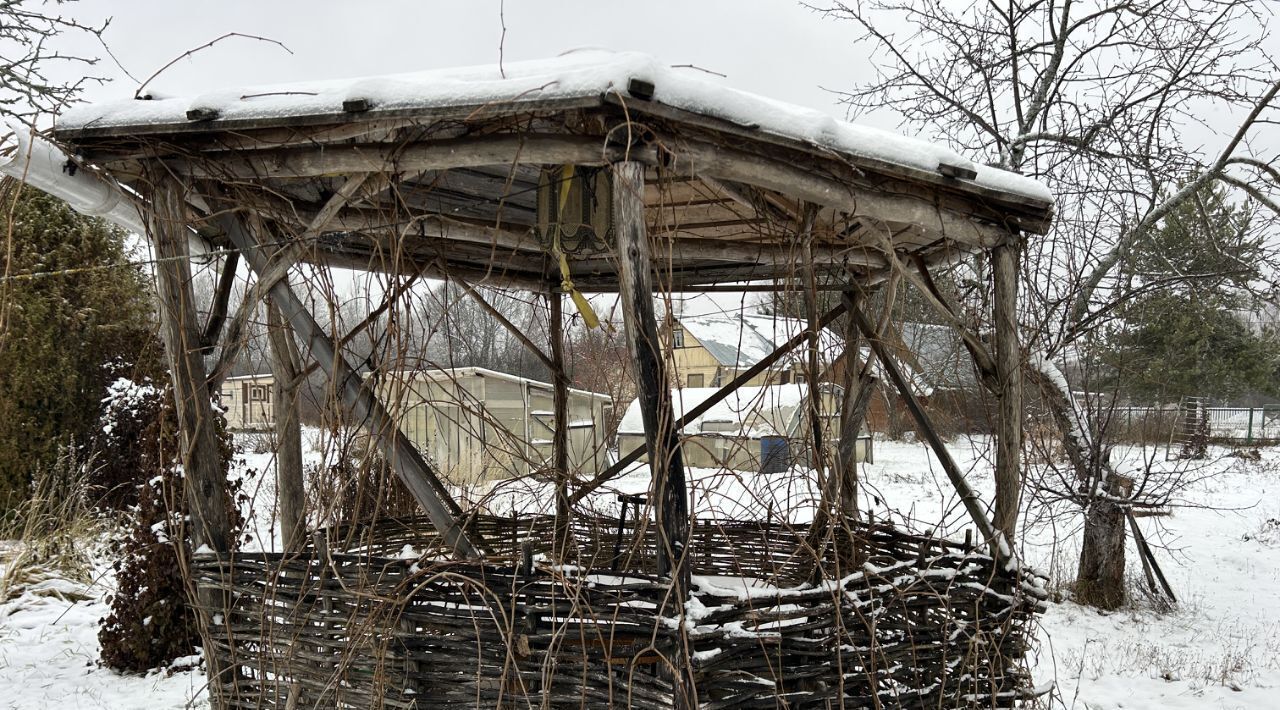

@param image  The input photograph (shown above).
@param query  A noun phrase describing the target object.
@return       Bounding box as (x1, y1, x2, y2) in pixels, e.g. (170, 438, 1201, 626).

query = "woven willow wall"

(194, 516, 1046, 709)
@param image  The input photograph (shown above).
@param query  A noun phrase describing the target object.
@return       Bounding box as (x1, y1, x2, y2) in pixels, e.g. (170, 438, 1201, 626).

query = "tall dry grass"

(0, 444, 102, 601)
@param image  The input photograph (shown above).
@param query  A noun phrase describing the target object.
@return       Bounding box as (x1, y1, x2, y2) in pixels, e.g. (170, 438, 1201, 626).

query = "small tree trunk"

(1028, 353, 1130, 609)
(1075, 473, 1129, 609)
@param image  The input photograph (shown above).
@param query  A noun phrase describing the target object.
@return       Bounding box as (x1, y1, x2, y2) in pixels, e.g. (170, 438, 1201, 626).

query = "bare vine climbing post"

(807, 289, 877, 576)
(267, 302, 306, 552)
(992, 239, 1023, 540)
(836, 290, 874, 522)
(146, 174, 235, 706)
(548, 289, 572, 560)
(613, 160, 693, 706)
(849, 303, 1001, 550)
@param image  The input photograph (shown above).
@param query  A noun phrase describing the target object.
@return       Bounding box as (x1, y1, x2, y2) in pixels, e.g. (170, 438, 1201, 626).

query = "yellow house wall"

(670, 324, 724, 388)
(669, 324, 798, 388)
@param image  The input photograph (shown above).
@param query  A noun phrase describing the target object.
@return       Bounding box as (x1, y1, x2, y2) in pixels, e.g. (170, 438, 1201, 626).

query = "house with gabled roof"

(668, 313, 842, 389)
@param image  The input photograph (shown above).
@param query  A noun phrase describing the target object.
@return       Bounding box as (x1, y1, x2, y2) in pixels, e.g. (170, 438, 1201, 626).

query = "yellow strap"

(552, 165, 602, 330)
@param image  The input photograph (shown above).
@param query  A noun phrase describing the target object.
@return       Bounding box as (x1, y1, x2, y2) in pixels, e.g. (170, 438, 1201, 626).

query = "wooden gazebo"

(14, 50, 1052, 708)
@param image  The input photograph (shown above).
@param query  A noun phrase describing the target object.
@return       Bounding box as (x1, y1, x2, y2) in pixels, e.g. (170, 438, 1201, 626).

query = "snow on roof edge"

(57, 49, 1051, 206)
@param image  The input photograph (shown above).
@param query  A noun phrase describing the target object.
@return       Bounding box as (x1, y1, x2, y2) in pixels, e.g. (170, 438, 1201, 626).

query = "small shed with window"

(218, 374, 273, 431)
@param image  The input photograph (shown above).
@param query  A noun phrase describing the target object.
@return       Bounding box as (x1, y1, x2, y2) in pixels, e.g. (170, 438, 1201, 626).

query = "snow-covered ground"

(0, 548, 206, 708)
(2, 433, 1277, 708)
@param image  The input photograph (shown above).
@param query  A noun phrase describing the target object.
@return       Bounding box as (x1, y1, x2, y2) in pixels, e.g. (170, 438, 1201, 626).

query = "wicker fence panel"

(194, 517, 1045, 709)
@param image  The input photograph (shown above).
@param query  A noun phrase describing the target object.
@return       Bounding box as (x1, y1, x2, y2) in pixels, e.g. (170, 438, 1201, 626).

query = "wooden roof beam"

(178, 132, 1016, 248)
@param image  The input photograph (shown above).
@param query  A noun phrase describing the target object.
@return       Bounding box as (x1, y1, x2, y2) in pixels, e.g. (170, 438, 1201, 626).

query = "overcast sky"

(65, 1, 888, 130)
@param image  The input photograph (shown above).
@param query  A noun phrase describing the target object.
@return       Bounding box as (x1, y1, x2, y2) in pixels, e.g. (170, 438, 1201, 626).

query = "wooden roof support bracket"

(210, 209, 483, 559)
(206, 176, 374, 389)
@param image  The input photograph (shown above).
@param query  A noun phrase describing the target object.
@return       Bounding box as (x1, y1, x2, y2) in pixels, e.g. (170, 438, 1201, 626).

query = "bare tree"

(0, 0, 109, 126)
(811, 0, 1280, 608)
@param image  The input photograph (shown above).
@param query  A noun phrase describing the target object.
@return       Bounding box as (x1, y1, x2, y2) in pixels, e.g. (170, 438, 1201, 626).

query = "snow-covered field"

(2, 434, 1278, 708)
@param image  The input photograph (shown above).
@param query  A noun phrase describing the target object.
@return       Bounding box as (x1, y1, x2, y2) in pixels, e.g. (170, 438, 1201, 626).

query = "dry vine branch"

(133, 32, 293, 99)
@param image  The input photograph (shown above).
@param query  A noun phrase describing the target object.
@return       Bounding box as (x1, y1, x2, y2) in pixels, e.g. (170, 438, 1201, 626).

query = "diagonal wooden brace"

(570, 297, 852, 505)
(848, 302, 1002, 553)
(213, 212, 482, 559)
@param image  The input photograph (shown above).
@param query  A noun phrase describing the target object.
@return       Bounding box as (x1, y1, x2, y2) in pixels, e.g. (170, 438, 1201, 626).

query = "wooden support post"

(992, 240, 1023, 540)
(800, 207, 825, 477)
(614, 159, 693, 708)
(614, 161, 689, 584)
(266, 302, 306, 552)
(146, 176, 235, 706)
(213, 213, 482, 559)
(849, 303, 1002, 552)
(548, 290, 572, 559)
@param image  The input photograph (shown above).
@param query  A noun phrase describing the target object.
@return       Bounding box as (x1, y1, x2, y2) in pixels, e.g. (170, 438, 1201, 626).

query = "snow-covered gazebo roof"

(36, 49, 1051, 293)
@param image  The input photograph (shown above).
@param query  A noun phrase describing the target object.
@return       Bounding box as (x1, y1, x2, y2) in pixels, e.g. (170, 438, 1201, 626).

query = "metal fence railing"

(1109, 405, 1280, 444)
